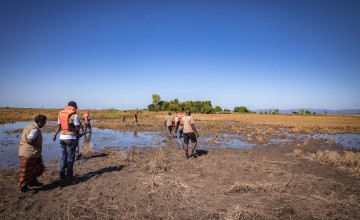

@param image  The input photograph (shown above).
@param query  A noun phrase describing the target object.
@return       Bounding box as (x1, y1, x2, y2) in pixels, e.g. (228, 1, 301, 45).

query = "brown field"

(2, 107, 359, 134)
(1, 108, 360, 219)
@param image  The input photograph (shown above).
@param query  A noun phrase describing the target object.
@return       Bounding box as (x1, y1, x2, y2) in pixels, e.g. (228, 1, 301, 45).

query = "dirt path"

(1, 140, 359, 219)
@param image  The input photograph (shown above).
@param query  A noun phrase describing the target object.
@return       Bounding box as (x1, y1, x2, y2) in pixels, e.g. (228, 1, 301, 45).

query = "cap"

(68, 101, 78, 108)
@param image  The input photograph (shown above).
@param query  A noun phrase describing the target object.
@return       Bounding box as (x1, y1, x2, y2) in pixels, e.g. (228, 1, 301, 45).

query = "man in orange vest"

(53, 101, 81, 184)
(83, 111, 92, 133)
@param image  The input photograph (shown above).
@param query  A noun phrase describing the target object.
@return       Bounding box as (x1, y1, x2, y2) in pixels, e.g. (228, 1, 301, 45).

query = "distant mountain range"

(252, 109, 360, 115)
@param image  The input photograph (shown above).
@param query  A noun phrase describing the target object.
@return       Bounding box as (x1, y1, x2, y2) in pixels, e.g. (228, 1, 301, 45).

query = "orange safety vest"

(176, 113, 184, 126)
(83, 113, 89, 121)
(59, 106, 77, 131)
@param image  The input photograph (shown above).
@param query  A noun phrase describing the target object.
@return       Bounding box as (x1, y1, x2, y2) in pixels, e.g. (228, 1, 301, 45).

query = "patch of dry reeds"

(145, 147, 173, 174)
(292, 149, 360, 172)
(223, 205, 265, 220)
(81, 141, 94, 157)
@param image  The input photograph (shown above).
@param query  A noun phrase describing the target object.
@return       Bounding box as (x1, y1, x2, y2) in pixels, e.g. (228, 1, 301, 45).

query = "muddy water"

(1, 122, 359, 170)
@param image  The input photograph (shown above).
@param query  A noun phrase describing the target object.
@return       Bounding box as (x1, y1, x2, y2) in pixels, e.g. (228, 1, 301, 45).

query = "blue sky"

(0, 0, 359, 110)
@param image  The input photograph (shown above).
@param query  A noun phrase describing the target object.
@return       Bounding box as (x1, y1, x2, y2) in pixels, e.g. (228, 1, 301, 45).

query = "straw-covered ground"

(0, 108, 360, 219)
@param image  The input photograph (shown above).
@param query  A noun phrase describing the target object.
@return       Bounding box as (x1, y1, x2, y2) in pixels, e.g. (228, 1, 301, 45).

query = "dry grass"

(1, 108, 359, 135)
(1, 145, 360, 219)
(292, 149, 360, 173)
(145, 147, 173, 174)
(81, 141, 94, 157)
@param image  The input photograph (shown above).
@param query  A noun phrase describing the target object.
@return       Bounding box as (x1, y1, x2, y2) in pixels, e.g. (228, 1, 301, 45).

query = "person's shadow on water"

(37, 165, 126, 192)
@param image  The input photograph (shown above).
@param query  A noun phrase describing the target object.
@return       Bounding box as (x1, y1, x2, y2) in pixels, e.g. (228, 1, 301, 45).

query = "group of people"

(165, 110, 200, 159)
(122, 110, 139, 126)
(17, 101, 199, 194)
(18, 101, 92, 193)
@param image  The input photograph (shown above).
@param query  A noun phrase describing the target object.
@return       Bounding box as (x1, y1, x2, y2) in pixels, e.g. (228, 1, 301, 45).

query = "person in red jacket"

(133, 111, 138, 126)
(174, 111, 184, 147)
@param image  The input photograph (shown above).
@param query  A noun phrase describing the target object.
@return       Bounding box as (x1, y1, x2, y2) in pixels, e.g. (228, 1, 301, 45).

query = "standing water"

(0, 122, 165, 170)
(1, 122, 359, 170)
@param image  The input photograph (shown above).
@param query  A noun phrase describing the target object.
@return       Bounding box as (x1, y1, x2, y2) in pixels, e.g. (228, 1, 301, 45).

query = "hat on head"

(68, 101, 78, 108)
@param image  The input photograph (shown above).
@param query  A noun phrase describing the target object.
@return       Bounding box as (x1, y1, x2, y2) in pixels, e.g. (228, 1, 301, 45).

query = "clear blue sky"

(1, 0, 359, 110)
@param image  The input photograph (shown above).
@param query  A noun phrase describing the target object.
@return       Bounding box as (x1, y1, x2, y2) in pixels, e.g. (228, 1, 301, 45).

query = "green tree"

(152, 94, 161, 107)
(234, 106, 249, 113)
(214, 106, 222, 112)
(201, 106, 215, 114)
(168, 103, 179, 111)
(148, 104, 155, 111)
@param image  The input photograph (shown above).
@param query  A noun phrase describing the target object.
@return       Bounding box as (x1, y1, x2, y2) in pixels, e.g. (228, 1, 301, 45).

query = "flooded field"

(1, 121, 359, 170)
(1, 110, 360, 219)
(0, 122, 165, 169)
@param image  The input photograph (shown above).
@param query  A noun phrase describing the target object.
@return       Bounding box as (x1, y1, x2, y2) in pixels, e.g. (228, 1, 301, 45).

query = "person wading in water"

(181, 110, 199, 159)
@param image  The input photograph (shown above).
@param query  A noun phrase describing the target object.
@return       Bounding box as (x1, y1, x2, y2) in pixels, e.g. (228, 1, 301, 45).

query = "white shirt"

(27, 123, 40, 140)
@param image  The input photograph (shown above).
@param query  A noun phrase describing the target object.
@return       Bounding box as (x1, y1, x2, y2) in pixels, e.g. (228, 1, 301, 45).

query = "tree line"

(147, 94, 324, 115)
(148, 94, 250, 114)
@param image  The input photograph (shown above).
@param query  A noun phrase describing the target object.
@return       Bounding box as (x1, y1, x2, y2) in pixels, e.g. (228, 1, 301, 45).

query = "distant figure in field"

(133, 111, 138, 126)
(164, 112, 174, 137)
(122, 111, 126, 122)
(182, 110, 199, 159)
(174, 111, 185, 147)
(18, 114, 47, 193)
(83, 111, 92, 133)
(53, 101, 81, 184)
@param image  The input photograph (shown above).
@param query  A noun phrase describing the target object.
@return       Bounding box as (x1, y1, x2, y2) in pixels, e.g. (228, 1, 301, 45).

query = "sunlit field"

(1, 107, 359, 134)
